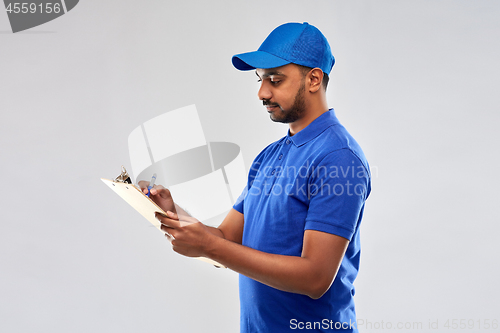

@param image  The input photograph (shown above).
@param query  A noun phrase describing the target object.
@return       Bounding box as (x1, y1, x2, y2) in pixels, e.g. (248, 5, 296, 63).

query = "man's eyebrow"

(255, 70, 285, 79)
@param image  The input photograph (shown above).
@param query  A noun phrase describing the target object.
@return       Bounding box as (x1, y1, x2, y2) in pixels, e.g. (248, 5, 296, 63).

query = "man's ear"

(308, 68, 324, 93)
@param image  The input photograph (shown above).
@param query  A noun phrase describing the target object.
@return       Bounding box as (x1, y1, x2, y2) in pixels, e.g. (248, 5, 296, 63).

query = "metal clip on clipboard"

(114, 166, 132, 184)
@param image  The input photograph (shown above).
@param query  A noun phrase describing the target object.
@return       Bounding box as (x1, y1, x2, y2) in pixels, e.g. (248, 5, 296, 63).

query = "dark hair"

(297, 65, 329, 91)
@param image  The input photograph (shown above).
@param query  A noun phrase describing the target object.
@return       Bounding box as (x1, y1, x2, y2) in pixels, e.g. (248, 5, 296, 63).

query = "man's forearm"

(203, 235, 337, 299)
(158, 210, 344, 299)
(206, 225, 225, 238)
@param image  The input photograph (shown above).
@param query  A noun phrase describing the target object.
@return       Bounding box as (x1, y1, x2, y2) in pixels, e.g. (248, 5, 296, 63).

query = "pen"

(146, 173, 157, 197)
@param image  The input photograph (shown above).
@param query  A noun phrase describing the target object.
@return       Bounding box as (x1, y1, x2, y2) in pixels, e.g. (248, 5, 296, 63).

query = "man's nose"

(257, 82, 272, 101)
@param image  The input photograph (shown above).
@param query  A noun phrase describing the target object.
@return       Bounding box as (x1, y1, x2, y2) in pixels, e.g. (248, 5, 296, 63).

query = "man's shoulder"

(310, 124, 370, 174)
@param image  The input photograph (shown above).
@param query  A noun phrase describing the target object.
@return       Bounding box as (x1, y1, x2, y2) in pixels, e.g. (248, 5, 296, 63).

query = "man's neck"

(289, 100, 329, 136)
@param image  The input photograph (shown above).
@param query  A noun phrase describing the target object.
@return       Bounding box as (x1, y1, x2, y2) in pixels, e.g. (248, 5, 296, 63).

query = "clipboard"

(102, 166, 225, 268)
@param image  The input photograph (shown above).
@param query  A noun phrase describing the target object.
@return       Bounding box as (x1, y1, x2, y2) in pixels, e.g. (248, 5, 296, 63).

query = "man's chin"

(269, 113, 289, 124)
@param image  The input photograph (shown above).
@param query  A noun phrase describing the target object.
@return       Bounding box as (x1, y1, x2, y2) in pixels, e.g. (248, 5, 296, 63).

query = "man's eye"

(270, 80, 281, 85)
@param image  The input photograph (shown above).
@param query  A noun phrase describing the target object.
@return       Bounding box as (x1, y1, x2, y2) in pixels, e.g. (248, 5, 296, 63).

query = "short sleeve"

(304, 149, 370, 241)
(232, 186, 247, 214)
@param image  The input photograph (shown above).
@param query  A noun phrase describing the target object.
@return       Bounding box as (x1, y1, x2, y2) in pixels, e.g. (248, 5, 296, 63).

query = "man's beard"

(264, 81, 306, 124)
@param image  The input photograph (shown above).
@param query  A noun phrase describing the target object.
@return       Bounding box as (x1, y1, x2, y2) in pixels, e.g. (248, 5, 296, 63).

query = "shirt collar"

(286, 109, 340, 147)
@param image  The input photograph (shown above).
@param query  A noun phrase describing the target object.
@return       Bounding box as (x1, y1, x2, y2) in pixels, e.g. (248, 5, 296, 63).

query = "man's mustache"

(262, 99, 280, 107)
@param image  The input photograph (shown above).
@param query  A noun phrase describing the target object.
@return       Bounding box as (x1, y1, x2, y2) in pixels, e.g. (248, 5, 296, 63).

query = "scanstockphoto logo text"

(3, 0, 79, 33)
(290, 318, 499, 330)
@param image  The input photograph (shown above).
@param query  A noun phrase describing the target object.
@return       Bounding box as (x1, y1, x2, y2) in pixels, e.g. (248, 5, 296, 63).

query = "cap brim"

(232, 51, 290, 71)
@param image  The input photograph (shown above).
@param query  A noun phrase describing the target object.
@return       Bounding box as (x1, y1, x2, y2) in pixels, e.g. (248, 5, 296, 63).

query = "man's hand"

(138, 181, 177, 215)
(156, 211, 215, 258)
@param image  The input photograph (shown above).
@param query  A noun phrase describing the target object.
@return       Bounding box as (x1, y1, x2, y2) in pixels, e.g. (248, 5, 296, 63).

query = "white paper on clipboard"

(101, 177, 225, 268)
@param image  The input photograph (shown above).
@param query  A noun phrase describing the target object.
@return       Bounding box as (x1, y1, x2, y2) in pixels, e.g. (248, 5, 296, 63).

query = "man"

(142, 22, 371, 332)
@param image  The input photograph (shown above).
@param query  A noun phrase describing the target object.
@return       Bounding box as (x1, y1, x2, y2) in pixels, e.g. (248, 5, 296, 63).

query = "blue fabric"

(232, 22, 335, 75)
(233, 109, 371, 332)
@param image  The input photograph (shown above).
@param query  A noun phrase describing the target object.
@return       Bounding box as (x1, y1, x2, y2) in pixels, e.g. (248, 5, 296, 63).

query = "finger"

(156, 211, 179, 222)
(158, 218, 179, 229)
(156, 212, 181, 228)
(176, 214, 200, 225)
(152, 186, 173, 200)
(165, 210, 179, 220)
(137, 180, 150, 192)
(149, 184, 165, 196)
(160, 223, 175, 234)
(162, 225, 180, 240)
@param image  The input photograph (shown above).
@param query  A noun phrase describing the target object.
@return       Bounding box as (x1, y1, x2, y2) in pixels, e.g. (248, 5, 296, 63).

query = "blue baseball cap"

(232, 22, 335, 75)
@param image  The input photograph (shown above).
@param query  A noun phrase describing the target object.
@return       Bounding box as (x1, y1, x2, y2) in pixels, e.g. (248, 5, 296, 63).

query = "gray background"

(1, 0, 499, 332)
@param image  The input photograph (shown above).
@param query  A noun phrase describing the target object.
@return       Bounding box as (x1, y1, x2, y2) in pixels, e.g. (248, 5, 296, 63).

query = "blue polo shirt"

(233, 109, 371, 332)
